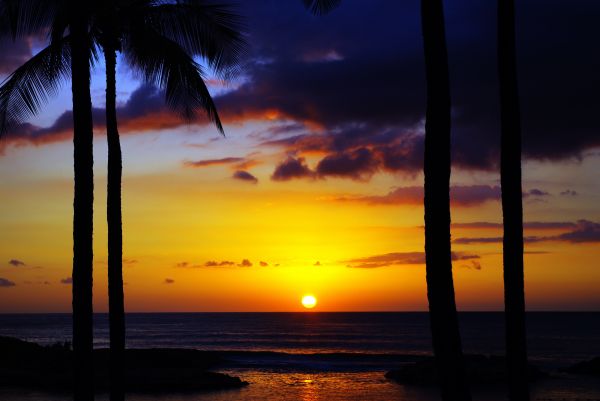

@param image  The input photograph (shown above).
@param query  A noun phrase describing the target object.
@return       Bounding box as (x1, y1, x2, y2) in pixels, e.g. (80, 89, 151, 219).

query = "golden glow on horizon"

(0, 135, 599, 312)
(301, 294, 317, 309)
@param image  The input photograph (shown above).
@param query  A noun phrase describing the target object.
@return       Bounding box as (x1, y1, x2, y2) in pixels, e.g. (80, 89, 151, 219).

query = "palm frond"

(302, 0, 341, 16)
(0, 0, 61, 39)
(0, 35, 71, 136)
(123, 25, 223, 134)
(134, 1, 247, 78)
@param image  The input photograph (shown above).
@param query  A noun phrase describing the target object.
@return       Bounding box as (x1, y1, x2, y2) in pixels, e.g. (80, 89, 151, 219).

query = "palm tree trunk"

(498, 1, 529, 400)
(105, 46, 125, 401)
(69, 3, 94, 400)
(420, 1, 471, 400)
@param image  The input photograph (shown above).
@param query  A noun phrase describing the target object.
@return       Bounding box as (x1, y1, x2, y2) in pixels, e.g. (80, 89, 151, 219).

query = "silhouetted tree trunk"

(105, 44, 125, 401)
(498, 1, 529, 400)
(420, 1, 471, 400)
(69, 2, 94, 400)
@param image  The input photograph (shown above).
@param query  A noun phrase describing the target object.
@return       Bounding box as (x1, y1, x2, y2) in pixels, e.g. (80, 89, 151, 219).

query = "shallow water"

(2, 373, 600, 401)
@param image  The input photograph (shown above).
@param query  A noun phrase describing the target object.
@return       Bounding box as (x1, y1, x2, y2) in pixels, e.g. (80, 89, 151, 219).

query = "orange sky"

(1, 123, 599, 312)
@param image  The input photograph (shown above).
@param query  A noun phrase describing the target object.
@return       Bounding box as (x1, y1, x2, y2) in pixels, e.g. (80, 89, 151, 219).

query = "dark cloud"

(233, 170, 258, 183)
(453, 236, 543, 245)
(336, 185, 500, 207)
(315, 147, 378, 180)
(560, 189, 578, 197)
(237, 259, 253, 267)
(60, 277, 72, 284)
(0, 278, 16, 287)
(184, 157, 245, 168)
(524, 188, 550, 198)
(451, 221, 577, 230)
(455, 220, 600, 244)
(1, 85, 200, 152)
(557, 220, 600, 243)
(314, 261, 321, 266)
(345, 251, 480, 269)
(123, 258, 138, 265)
(8, 259, 26, 267)
(164, 278, 175, 284)
(271, 156, 314, 181)
(460, 260, 482, 270)
(204, 260, 236, 267)
(259, 261, 268, 266)
(3, 1, 599, 172)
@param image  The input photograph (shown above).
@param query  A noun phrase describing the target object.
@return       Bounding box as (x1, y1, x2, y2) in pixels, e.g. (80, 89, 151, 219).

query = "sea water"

(1, 312, 599, 400)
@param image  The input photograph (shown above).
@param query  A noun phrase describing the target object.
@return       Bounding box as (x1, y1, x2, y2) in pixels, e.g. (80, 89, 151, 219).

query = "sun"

(301, 294, 317, 309)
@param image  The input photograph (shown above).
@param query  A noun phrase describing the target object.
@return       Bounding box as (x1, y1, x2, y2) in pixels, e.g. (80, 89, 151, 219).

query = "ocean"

(1, 312, 599, 400)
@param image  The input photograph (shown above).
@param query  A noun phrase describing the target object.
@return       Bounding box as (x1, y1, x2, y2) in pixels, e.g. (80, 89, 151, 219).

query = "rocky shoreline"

(0, 336, 247, 393)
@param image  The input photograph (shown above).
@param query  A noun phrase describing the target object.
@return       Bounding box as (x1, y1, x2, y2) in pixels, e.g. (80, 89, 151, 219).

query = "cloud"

(60, 277, 72, 284)
(1, 85, 204, 152)
(345, 251, 480, 269)
(204, 260, 235, 267)
(315, 147, 379, 180)
(8, 259, 26, 267)
(301, 49, 344, 63)
(164, 278, 175, 284)
(233, 170, 258, 183)
(259, 261, 268, 266)
(335, 185, 501, 207)
(468, 221, 578, 231)
(455, 220, 600, 244)
(0, 278, 16, 287)
(314, 261, 321, 266)
(524, 188, 550, 198)
(557, 220, 600, 243)
(183, 157, 245, 168)
(453, 236, 543, 245)
(2, 1, 599, 169)
(271, 156, 314, 181)
(460, 260, 482, 270)
(123, 258, 138, 265)
(560, 189, 578, 196)
(237, 259, 253, 267)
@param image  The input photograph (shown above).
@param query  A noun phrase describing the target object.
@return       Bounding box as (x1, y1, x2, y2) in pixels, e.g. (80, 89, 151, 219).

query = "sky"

(0, 0, 599, 312)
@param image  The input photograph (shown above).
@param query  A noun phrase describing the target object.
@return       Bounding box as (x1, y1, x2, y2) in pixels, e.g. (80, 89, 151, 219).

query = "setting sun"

(301, 295, 317, 309)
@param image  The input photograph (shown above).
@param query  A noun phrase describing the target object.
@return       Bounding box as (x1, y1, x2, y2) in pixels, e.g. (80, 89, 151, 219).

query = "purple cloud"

(0, 278, 16, 287)
(233, 170, 258, 183)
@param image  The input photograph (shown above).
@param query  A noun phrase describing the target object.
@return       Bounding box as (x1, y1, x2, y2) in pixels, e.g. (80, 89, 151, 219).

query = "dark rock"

(0, 336, 247, 393)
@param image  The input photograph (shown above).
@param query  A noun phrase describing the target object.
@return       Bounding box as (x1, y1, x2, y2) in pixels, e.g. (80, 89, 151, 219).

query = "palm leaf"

(123, 24, 223, 134)
(0, 35, 71, 136)
(134, 1, 247, 77)
(302, 0, 341, 15)
(0, 0, 62, 39)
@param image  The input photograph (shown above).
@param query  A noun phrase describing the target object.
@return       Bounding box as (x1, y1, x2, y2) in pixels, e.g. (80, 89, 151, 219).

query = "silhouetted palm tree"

(420, 1, 471, 400)
(0, 1, 96, 399)
(497, 1, 529, 399)
(91, 1, 245, 399)
(1, 2, 244, 399)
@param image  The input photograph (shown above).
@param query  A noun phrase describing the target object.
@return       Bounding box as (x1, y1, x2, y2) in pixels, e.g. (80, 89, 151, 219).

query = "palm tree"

(420, 1, 471, 400)
(91, 1, 245, 398)
(1, 1, 245, 398)
(497, 1, 529, 399)
(0, 1, 96, 399)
